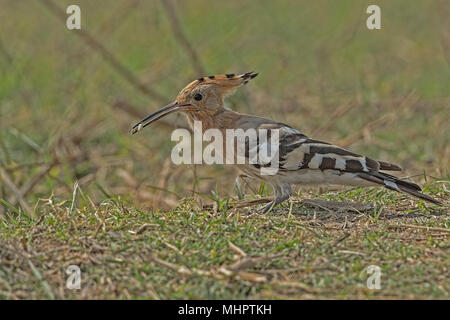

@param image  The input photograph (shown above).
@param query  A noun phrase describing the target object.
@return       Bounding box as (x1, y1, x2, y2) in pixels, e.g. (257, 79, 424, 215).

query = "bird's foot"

(259, 195, 290, 213)
(260, 201, 276, 214)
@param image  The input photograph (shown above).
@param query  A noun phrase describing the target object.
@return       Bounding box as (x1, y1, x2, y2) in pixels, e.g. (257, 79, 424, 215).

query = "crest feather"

(177, 72, 259, 99)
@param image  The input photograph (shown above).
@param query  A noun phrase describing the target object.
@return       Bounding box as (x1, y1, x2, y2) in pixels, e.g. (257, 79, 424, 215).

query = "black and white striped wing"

(245, 123, 384, 173)
(278, 133, 383, 173)
(271, 125, 439, 204)
(237, 120, 439, 204)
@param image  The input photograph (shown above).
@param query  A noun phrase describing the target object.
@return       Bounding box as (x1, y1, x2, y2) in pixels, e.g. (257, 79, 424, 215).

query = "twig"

(436, 0, 450, 68)
(151, 254, 210, 276)
(228, 241, 247, 257)
(301, 199, 333, 213)
(0, 36, 13, 64)
(272, 280, 318, 293)
(39, 0, 167, 103)
(202, 197, 273, 210)
(27, 259, 55, 299)
(18, 162, 56, 198)
(323, 232, 351, 252)
(151, 252, 283, 284)
(96, 0, 139, 36)
(3, 161, 48, 171)
(4, 162, 56, 212)
(191, 164, 198, 196)
(301, 199, 372, 213)
(163, 242, 183, 255)
(69, 181, 79, 216)
(337, 250, 366, 256)
(226, 253, 283, 272)
(312, 101, 354, 137)
(160, 0, 206, 75)
(0, 136, 11, 164)
(386, 224, 450, 234)
(338, 91, 418, 148)
(154, 159, 172, 208)
(135, 223, 159, 235)
(0, 168, 32, 215)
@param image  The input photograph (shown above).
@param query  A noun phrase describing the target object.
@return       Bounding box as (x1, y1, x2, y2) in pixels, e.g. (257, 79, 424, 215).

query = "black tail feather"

(378, 160, 402, 171)
(358, 172, 442, 205)
(395, 183, 442, 205)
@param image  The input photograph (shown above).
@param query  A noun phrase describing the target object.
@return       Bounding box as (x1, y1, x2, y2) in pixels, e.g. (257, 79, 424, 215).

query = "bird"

(130, 72, 441, 212)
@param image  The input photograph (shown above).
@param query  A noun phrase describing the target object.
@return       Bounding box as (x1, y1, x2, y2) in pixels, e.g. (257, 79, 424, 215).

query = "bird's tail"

(358, 171, 442, 205)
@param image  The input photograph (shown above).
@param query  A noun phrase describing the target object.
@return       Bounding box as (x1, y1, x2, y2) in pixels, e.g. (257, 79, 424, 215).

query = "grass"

(0, 184, 448, 299)
(0, 0, 449, 299)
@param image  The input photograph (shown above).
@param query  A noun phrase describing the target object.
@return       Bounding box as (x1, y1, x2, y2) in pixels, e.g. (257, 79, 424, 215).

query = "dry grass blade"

(202, 197, 272, 210)
(0, 167, 32, 215)
(272, 280, 318, 294)
(18, 162, 56, 197)
(150, 255, 211, 276)
(69, 181, 79, 216)
(163, 242, 183, 255)
(311, 101, 354, 137)
(226, 253, 284, 272)
(135, 223, 159, 235)
(228, 241, 247, 257)
(27, 260, 55, 299)
(386, 224, 450, 233)
(39, 0, 167, 103)
(154, 159, 172, 208)
(323, 232, 351, 252)
(301, 199, 372, 213)
(0, 36, 13, 63)
(234, 271, 267, 283)
(150, 252, 283, 284)
(338, 91, 419, 148)
(151, 255, 192, 275)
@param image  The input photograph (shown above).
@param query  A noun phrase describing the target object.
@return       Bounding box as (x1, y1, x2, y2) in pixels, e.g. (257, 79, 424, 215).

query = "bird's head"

(130, 72, 258, 134)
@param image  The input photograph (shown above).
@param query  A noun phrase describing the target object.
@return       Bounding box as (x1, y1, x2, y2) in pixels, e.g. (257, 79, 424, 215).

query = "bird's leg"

(260, 184, 291, 213)
(235, 174, 250, 200)
(260, 194, 290, 213)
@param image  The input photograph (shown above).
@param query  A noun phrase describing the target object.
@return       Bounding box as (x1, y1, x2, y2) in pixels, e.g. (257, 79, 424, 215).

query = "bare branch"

(0, 168, 32, 215)
(160, 0, 206, 75)
(39, 0, 167, 104)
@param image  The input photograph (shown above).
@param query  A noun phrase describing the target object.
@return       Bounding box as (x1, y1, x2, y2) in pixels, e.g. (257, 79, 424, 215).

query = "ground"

(1, 184, 448, 299)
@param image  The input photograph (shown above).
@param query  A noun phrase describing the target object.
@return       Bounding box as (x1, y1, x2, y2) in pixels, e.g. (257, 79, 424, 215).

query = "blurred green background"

(0, 0, 449, 212)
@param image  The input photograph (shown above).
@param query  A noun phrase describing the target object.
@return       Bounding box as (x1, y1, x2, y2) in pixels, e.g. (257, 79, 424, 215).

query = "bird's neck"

(185, 108, 241, 132)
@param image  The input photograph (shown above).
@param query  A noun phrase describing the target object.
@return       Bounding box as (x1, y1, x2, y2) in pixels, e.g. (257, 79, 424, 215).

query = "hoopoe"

(130, 72, 441, 212)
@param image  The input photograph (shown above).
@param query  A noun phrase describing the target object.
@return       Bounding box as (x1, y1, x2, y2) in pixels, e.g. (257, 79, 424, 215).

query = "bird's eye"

(194, 93, 203, 101)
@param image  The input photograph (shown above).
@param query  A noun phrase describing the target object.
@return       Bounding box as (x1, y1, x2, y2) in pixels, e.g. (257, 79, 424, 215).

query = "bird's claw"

(260, 201, 275, 214)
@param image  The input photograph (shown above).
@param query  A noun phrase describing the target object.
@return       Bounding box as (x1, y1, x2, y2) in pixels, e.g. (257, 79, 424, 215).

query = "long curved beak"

(129, 101, 182, 135)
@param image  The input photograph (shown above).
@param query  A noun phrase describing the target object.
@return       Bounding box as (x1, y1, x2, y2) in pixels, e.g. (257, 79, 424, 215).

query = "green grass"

(0, 185, 448, 299)
(0, 0, 449, 299)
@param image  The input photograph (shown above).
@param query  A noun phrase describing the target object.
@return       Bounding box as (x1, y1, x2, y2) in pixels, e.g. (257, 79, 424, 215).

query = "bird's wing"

(278, 131, 380, 172)
(234, 119, 440, 205)
(239, 121, 401, 173)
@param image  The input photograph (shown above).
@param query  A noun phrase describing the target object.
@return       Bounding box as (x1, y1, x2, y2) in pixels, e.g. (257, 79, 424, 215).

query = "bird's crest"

(178, 72, 258, 98)
(196, 72, 258, 85)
